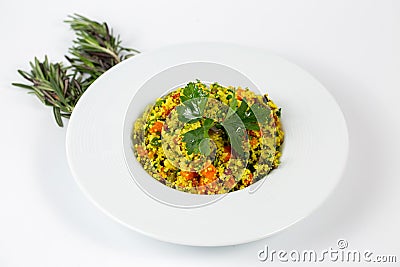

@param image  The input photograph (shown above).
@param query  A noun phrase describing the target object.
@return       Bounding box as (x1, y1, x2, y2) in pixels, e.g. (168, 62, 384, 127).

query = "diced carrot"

(149, 121, 163, 133)
(163, 106, 173, 116)
(236, 88, 245, 100)
(225, 177, 236, 188)
(243, 173, 253, 186)
(159, 167, 167, 178)
(250, 137, 258, 147)
(171, 92, 180, 100)
(249, 130, 261, 137)
(198, 177, 205, 186)
(201, 164, 217, 179)
(136, 145, 147, 157)
(223, 146, 231, 162)
(181, 171, 197, 180)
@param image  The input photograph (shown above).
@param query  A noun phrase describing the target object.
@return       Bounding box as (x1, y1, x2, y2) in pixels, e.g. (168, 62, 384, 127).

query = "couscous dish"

(132, 81, 284, 194)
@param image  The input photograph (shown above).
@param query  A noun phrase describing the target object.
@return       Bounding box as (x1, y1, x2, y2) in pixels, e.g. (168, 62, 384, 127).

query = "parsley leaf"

(226, 90, 238, 117)
(182, 127, 204, 155)
(251, 102, 271, 124)
(182, 118, 214, 155)
(177, 82, 271, 157)
(221, 114, 246, 156)
(234, 99, 260, 130)
(176, 82, 209, 123)
(222, 99, 270, 155)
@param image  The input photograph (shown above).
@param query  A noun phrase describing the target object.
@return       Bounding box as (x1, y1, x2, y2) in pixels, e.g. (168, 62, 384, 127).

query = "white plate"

(66, 43, 348, 246)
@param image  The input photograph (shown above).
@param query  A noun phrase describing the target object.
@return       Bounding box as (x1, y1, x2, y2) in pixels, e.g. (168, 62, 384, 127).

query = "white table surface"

(1, 0, 399, 266)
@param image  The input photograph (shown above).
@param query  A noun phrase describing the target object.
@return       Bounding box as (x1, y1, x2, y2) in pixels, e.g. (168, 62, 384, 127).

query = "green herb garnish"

(220, 114, 247, 156)
(12, 14, 139, 127)
(150, 137, 161, 147)
(12, 57, 85, 127)
(65, 14, 139, 81)
(176, 82, 270, 156)
(176, 82, 209, 123)
(234, 99, 271, 131)
(182, 118, 214, 155)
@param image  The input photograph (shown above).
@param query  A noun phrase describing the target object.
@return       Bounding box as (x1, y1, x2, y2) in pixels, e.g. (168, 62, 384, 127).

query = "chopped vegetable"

(132, 80, 284, 194)
(182, 118, 214, 155)
(149, 121, 163, 133)
(200, 164, 217, 179)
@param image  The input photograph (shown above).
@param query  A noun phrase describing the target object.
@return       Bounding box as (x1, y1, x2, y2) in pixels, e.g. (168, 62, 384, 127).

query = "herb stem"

(12, 14, 139, 127)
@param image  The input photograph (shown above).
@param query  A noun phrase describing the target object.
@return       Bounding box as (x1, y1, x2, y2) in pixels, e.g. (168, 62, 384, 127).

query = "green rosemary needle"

(12, 14, 140, 127)
(65, 14, 140, 81)
(12, 56, 85, 127)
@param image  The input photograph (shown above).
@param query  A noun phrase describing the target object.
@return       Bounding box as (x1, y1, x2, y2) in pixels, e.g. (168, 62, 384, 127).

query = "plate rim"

(66, 42, 349, 246)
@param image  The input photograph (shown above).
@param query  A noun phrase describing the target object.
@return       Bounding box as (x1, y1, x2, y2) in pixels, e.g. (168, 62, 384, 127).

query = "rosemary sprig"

(12, 56, 85, 127)
(12, 14, 139, 127)
(65, 14, 140, 81)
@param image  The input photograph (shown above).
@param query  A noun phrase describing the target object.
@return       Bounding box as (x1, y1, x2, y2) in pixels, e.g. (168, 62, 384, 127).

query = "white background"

(0, 0, 399, 266)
